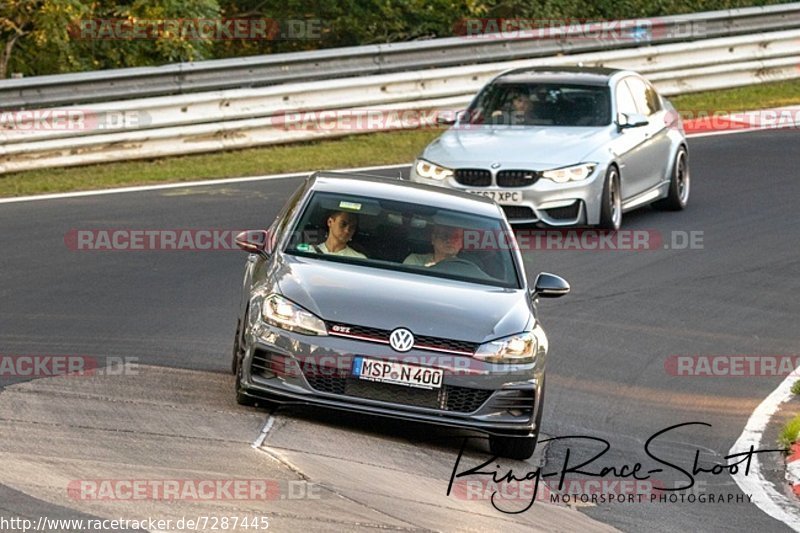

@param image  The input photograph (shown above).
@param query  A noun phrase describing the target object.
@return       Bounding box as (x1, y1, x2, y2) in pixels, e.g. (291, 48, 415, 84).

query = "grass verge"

(779, 414, 800, 451)
(1, 79, 799, 198)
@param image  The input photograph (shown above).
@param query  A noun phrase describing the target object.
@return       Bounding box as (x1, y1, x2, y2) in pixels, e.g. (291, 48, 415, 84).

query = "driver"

(403, 225, 464, 267)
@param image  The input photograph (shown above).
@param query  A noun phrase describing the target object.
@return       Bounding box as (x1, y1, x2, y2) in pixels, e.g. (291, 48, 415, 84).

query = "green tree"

(1, 0, 219, 78)
(1, 0, 88, 78)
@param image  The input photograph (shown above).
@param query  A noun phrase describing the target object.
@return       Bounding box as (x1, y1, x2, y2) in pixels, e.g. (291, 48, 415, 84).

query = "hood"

(269, 254, 531, 343)
(422, 125, 612, 168)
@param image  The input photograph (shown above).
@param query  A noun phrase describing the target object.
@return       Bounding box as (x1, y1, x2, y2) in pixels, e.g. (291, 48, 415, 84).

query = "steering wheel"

(430, 257, 489, 278)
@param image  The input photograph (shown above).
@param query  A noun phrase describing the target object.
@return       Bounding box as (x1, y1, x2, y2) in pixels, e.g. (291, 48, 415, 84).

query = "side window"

(272, 182, 307, 249)
(625, 77, 661, 116)
(615, 80, 638, 116)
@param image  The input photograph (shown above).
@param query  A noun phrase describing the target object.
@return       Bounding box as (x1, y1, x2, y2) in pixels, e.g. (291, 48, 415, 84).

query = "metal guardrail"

(1, 3, 800, 109)
(2, 29, 799, 146)
(1, 27, 798, 174)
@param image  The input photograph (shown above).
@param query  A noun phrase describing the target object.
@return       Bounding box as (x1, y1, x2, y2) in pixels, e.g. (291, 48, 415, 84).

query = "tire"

(598, 166, 622, 230)
(231, 319, 241, 375)
(489, 378, 545, 461)
(653, 147, 689, 211)
(235, 358, 257, 407)
(233, 311, 258, 407)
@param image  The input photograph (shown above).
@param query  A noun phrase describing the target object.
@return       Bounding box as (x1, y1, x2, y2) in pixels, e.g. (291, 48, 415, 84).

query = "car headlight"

(474, 331, 537, 364)
(261, 294, 327, 336)
(414, 159, 453, 180)
(541, 163, 596, 183)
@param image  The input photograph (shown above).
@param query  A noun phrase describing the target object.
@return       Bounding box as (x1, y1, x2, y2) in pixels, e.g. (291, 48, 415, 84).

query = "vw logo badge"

(491, 162, 501, 169)
(389, 328, 415, 352)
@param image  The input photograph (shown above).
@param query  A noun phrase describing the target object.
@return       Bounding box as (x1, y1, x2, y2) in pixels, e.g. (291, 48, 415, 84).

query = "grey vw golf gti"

(410, 67, 690, 229)
(232, 172, 569, 459)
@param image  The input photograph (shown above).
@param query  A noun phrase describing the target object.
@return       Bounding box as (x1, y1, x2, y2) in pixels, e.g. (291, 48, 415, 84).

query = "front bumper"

(240, 323, 543, 438)
(410, 164, 606, 226)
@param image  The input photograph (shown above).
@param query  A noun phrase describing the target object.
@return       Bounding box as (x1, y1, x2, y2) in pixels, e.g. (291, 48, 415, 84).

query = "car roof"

(308, 172, 503, 218)
(494, 66, 625, 86)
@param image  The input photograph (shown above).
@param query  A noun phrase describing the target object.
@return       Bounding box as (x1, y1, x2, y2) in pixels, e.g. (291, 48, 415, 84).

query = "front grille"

(414, 334, 479, 355)
(251, 348, 298, 378)
(250, 349, 272, 376)
(346, 378, 440, 409)
(486, 389, 535, 413)
(303, 369, 494, 413)
(454, 168, 492, 187)
(543, 202, 581, 220)
(501, 205, 536, 220)
(496, 170, 540, 187)
(446, 385, 494, 412)
(306, 374, 347, 395)
(327, 322, 479, 355)
(301, 360, 348, 394)
(330, 324, 386, 342)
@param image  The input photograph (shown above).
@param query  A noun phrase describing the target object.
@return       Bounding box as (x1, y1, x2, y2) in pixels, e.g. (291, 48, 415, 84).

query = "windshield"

(464, 82, 611, 127)
(283, 192, 521, 289)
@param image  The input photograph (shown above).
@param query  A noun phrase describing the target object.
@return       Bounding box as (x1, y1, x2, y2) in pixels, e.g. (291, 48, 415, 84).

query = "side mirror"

(531, 273, 570, 299)
(235, 230, 271, 254)
(436, 112, 458, 126)
(617, 112, 649, 130)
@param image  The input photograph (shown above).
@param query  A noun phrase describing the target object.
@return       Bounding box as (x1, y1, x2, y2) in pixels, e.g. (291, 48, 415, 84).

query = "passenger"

(403, 225, 464, 267)
(315, 210, 366, 258)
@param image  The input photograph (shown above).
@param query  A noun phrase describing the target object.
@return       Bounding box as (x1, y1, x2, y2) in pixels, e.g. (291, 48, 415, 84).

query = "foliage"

(779, 414, 800, 451)
(0, 0, 791, 77)
(1, 0, 219, 77)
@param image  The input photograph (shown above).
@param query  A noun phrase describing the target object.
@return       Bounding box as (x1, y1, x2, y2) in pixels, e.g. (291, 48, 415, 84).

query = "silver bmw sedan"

(410, 67, 690, 229)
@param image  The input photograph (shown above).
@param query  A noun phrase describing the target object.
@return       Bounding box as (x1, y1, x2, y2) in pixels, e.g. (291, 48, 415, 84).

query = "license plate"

(466, 190, 523, 204)
(352, 356, 443, 390)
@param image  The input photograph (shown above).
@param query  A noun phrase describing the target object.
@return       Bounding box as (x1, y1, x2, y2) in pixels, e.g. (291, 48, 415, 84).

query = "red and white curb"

(786, 442, 800, 498)
(731, 368, 800, 531)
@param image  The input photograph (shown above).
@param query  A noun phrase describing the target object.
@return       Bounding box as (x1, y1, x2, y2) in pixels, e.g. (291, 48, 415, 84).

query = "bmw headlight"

(542, 163, 596, 183)
(414, 159, 454, 181)
(474, 331, 537, 364)
(262, 294, 327, 336)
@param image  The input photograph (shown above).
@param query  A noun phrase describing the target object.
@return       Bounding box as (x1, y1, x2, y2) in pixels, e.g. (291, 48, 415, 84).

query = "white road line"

(730, 368, 800, 531)
(252, 416, 275, 449)
(0, 120, 792, 206)
(0, 163, 409, 205)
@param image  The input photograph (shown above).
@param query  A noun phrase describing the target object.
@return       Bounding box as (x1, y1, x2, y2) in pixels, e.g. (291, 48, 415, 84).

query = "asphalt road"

(0, 128, 799, 531)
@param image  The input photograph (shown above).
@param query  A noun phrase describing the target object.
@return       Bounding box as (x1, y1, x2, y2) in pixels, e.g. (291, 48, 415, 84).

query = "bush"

(779, 415, 800, 451)
(1, 0, 790, 77)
